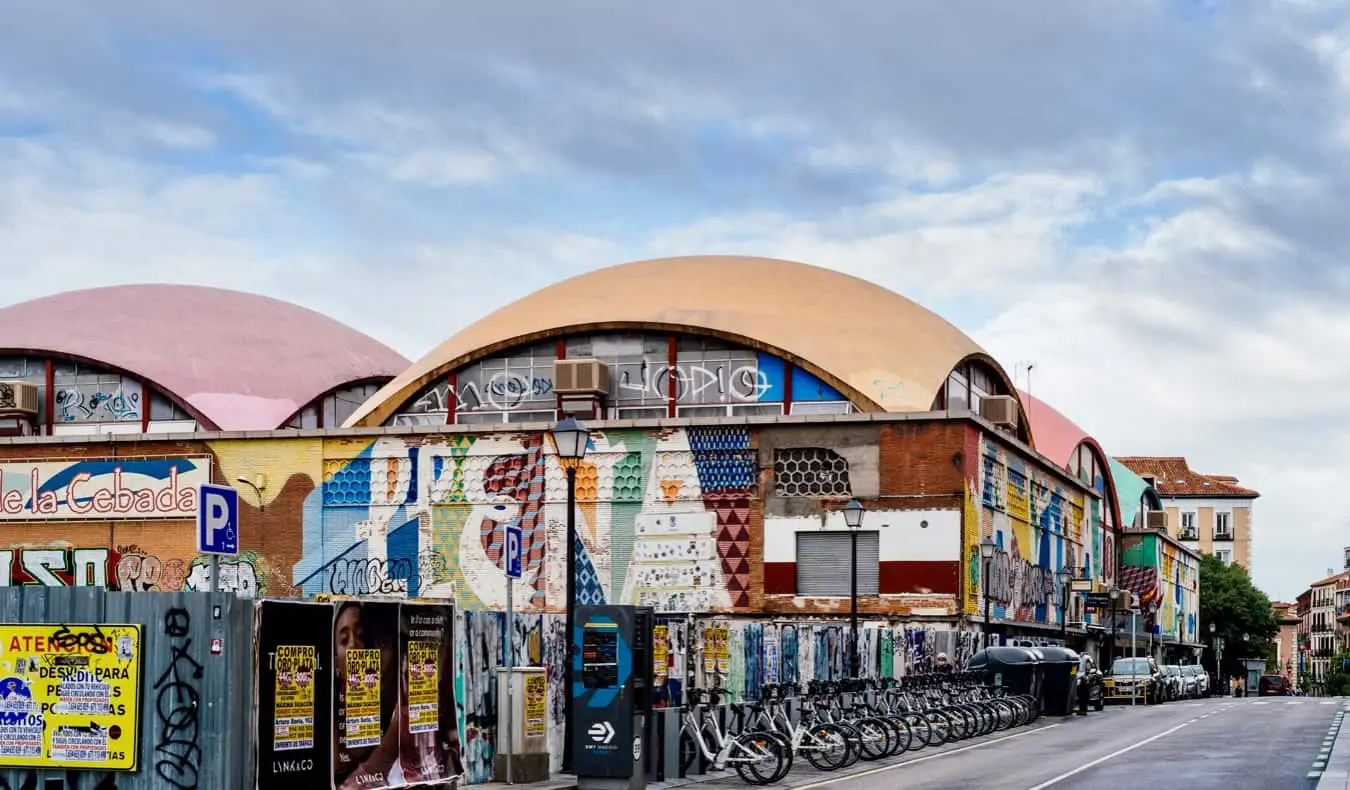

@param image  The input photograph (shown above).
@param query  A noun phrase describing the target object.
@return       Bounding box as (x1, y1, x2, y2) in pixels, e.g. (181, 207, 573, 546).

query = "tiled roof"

(1114, 456, 1260, 498)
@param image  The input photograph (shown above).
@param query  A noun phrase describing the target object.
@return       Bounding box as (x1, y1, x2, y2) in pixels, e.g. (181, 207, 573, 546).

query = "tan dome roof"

(346, 255, 1018, 428)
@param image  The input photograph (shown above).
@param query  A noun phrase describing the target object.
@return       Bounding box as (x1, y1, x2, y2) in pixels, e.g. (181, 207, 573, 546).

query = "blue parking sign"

(505, 525, 523, 579)
(197, 483, 239, 556)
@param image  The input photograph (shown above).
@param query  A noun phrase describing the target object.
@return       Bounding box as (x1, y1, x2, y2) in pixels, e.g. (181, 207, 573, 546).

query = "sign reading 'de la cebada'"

(0, 623, 143, 771)
(0, 458, 211, 521)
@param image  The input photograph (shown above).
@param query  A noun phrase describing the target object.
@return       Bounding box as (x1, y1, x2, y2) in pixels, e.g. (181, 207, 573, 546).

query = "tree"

(1197, 552, 1280, 680)
(1324, 653, 1350, 697)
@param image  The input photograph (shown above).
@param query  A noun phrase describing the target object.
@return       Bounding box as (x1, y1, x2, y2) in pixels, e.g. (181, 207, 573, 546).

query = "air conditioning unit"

(553, 359, 610, 396)
(979, 395, 1019, 429)
(1145, 510, 1168, 530)
(0, 381, 39, 416)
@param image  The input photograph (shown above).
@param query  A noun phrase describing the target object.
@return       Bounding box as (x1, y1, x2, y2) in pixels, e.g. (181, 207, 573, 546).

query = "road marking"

(1323, 701, 1339, 705)
(789, 723, 1062, 790)
(1024, 718, 1199, 790)
(1252, 701, 1270, 705)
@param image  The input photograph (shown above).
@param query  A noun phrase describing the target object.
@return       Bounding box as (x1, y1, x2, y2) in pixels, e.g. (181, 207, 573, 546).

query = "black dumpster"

(967, 646, 1043, 701)
(1035, 646, 1080, 716)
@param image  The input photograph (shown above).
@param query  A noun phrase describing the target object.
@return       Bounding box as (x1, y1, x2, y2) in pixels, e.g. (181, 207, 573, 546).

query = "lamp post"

(842, 499, 865, 678)
(551, 416, 590, 773)
(980, 538, 997, 648)
(1058, 567, 1073, 643)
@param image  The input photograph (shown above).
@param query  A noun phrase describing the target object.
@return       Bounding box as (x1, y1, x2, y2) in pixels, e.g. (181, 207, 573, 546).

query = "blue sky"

(3, 0, 1350, 598)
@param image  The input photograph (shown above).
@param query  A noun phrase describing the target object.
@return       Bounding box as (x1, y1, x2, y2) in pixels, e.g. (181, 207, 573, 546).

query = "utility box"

(494, 666, 550, 782)
(573, 605, 655, 790)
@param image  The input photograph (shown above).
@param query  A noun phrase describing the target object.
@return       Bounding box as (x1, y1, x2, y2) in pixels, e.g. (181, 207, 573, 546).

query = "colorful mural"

(287, 426, 759, 613)
(968, 435, 1100, 627)
(1121, 532, 1200, 644)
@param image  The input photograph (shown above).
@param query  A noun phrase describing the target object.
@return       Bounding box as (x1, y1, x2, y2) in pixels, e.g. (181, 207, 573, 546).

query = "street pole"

(505, 573, 514, 785)
(1060, 580, 1069, 642)
(208, 555, 219, 594)
(984, 557, 993, 649)
(1131, 610, 1138, 707)
(563, 465, 577, 773)
(850, 528, 859, 678)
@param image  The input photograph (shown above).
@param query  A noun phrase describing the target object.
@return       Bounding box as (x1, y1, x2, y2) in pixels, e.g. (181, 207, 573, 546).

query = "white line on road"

(790, 723, 1062, 790)
(1024, 718, 1201, 790)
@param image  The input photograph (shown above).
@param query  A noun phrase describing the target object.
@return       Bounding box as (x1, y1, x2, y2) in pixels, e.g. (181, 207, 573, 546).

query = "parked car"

(1182, 665, 1208, 697)
(1105, 657, 1165, 704)
(1161, 665, 1187, 701)
(1259, 674, 1290, 696)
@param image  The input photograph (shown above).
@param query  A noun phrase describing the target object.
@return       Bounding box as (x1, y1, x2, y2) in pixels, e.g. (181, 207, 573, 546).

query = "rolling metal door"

(796, 531, 879, 596)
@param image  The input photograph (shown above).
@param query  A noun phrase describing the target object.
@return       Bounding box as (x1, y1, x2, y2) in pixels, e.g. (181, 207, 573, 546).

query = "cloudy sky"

(3, 0, 1347, 599)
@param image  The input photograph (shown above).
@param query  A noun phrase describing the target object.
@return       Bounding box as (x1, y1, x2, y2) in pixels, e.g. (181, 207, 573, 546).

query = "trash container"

(968, 646, 1042, 700)
(1035, 646, 1080, 717)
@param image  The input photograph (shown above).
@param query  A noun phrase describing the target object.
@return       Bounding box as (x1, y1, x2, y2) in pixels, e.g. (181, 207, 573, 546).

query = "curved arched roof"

(1017, 389, 1122, 529)
(1017, 389, 1096, 469)
(0, 285, 409, 430)
(345, 255, 1025, 431)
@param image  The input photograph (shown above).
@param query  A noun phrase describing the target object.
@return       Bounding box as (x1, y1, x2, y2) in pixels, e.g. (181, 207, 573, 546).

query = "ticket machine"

(573, 605, 654, 790)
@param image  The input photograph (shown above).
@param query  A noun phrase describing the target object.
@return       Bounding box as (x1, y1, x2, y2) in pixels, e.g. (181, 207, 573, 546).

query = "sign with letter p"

(197, 483, 240, 556)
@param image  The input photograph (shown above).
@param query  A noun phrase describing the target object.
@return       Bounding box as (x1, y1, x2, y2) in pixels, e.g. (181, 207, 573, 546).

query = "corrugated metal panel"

(795, 532, 879, 596)
(0, 588, 254, 790)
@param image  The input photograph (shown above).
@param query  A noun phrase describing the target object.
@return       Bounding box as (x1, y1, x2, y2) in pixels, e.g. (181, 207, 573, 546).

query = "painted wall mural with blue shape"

(976, 436, 1096, 628)
(293, 427, 758, 613)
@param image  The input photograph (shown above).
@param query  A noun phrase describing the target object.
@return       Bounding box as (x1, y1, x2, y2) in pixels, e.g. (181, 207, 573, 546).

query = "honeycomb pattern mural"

(772, 448, 852, 498)
(323, 457, 372, 505)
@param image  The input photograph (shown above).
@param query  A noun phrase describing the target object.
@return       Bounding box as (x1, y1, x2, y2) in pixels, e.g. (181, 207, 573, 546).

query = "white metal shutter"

(795, 532, 879, 596)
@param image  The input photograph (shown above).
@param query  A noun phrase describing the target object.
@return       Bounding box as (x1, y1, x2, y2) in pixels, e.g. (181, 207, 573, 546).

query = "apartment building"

(1298, 570, 1348, 687)
(1271, 601, 1300, 682)
(1115, 456, 1259, 569)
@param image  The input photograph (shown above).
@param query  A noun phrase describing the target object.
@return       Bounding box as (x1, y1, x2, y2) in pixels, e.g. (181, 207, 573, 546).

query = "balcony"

(1213, 530, 1234, 541)
(1178, 528, 1198, 541)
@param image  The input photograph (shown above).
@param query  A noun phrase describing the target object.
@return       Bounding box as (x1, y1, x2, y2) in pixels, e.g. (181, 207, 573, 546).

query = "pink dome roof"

(0, 285, 409, 430)
(1017, 388, 1094, 469)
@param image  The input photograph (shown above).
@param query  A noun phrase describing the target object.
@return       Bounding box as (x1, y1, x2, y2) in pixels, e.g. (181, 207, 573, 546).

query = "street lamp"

(551, 416, 589, 772)
(1057, 567, 1073, 642)
(843, 499, 865, 678)
(980, 538, 998, 648)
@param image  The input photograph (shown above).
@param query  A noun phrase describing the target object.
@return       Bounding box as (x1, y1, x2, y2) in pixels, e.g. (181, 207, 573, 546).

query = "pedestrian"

(1076, 654, 1093, 716)
(935, 652, 954, 673)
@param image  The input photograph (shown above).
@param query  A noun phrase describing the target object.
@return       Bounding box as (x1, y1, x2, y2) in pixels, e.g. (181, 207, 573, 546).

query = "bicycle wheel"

(833, 722, 865, 767)
(900, 714, 930, 751)
(680, 731, 698, 776)
(923, 711, 950, 746)
(853, 717, 894, 761)
(802, 723, 853, 771)
(881, 715, 913, 755)
(731, 731, 788, 786)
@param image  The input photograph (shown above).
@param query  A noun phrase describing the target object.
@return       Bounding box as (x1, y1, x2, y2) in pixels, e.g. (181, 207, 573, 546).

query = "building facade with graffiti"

(0, 255, 1202, 782)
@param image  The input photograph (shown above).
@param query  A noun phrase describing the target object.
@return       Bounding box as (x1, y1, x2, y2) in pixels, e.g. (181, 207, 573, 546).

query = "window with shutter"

(795, 532, 879, 596)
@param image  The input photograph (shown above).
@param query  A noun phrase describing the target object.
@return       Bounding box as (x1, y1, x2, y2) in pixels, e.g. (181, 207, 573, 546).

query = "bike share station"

(572, 604, 658, 790)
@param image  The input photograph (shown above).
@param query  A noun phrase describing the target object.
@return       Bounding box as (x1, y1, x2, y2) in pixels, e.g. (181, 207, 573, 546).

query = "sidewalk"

(475, 767, 738, 790)
(1314, 702, 1349, 786)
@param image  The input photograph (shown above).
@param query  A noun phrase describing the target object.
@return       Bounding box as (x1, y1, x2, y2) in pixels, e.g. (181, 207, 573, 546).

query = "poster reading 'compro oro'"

(0, 623, 142, 770)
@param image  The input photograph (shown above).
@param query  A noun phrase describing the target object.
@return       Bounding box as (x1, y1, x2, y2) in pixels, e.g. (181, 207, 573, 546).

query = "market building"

(0, 256, 1133, 651)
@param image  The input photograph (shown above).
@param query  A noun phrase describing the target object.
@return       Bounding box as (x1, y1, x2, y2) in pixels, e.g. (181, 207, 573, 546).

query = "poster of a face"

(333, 600, 401, 790)
(331, 600, 462, 790)
(396, 603, 463, 786)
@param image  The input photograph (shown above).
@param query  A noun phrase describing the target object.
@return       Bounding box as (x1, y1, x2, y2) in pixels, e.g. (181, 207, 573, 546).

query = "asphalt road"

(687, 696, 1346, 790)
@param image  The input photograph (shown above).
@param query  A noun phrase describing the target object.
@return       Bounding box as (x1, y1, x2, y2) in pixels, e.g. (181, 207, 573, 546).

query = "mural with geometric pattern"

(293, 426, 758, 612)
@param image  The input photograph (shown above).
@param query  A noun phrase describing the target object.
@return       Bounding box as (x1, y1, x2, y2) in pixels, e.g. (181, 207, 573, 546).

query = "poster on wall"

(0, 623, 142, 771)
(255, 600, 333, 790)
(0, 457, 211, 521)
(332, 600, 463, 790)
(522, 674, 546, 738)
